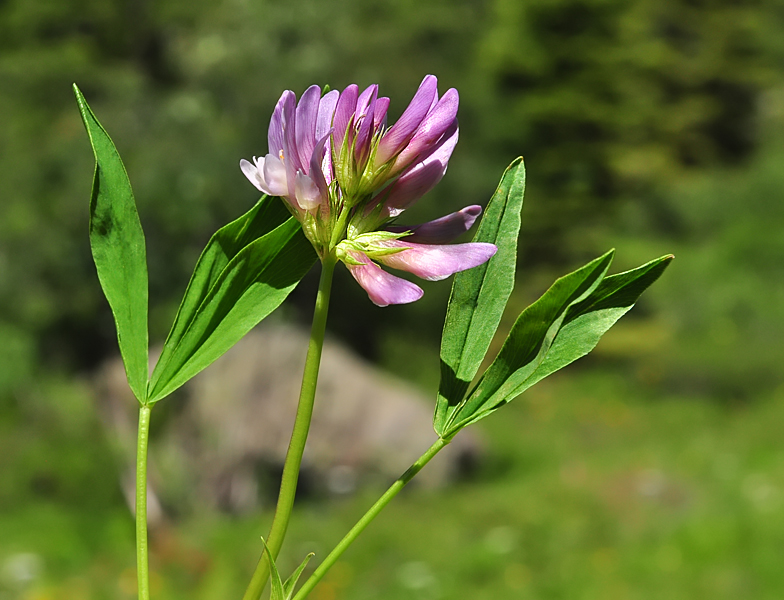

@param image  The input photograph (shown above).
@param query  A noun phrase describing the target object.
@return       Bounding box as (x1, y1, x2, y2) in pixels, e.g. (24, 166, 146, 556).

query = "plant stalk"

(136, 404, 152, 600)
(242, 255, 337, 600)
(292, 437, 448, 600)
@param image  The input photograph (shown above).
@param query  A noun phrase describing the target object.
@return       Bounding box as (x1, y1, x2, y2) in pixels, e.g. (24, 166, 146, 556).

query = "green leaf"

(443, 252, 673, 436)
(261, 537, 314, 600)
(261, 538, 286, 600)
(434, 158, 526, 436)
(74, 84, 149, 404)
(149, 194, 289, 388)
(147, 213, 317, 403)
(282, 552, 315, 599)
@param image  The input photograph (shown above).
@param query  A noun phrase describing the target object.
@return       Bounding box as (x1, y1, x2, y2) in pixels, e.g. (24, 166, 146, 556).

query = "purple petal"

(386, 205, 482, 244)
(374, 240, 497, 281)
(356, 84, 378, 117)
(333, 84, 358, 154)
(316, 90, 339, 184)
(280, 92, 298, 198)
(344, 252, 424, 306)
(295, 85, 321, 174)
(378, 160, 445, 217)
(309, 130, 332, 200)
(428, 90, 440, 113)
(355, 86, 379, 167)
(267, 91, 288, 156)
(390, 88, 459, 174)
(379, 121, 459, 216)
(316, 89, 340, 139)
(374, 97, 390, 129)
(375, 75, 438, 166)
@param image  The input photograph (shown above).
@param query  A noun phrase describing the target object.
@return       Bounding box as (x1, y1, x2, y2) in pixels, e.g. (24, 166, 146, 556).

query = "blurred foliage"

(2, 0, 784, 597)
(1, 0, 783, 374)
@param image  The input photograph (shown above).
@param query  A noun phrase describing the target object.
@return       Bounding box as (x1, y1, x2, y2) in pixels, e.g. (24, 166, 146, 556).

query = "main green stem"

(292, 437, 448, 600)
(136, 404, 152, 600)
(242, 256, 337, 600)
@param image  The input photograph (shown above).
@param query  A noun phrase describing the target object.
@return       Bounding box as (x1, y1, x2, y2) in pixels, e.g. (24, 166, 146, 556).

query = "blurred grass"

(3, 366, 784, 599)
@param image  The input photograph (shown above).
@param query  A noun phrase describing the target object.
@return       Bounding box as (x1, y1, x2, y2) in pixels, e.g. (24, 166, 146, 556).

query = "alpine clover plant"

(74, 74, 672, 600)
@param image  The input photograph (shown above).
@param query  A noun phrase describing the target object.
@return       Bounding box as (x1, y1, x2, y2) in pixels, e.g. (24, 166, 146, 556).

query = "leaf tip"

(72, 83, 84, 105)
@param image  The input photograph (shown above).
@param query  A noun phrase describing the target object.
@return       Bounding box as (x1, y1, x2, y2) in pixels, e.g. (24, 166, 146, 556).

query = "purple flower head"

(240, 85, 339, 254)
(331, 76, 459, 205)
(241, 77, 496, 305)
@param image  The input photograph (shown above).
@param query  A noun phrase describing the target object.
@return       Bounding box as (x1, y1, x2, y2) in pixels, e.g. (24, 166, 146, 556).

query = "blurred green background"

(2, 0, 784, 598)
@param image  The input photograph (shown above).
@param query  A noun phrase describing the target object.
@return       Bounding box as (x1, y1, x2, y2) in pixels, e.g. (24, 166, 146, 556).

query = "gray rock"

(95, 321, 482, 522)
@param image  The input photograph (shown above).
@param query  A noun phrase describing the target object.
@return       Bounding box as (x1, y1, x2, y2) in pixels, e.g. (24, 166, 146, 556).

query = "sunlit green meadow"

(4, 359, 784, 599)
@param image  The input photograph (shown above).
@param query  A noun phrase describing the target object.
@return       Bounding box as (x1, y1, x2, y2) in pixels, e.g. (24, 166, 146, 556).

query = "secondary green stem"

(292, 437, 449, 600)
(136, 404, 152, 600)
(242, 256, 337, 600)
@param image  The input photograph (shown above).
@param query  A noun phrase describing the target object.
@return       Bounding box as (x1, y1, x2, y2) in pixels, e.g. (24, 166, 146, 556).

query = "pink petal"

(386, 205, 482, 244)
(344, 252, 424, 306)
(374, 240, 497, 281)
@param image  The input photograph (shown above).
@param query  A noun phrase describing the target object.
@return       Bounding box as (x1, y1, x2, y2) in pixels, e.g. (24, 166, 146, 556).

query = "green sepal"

(74, 84, 149, 405)
(442, 252, 673, 437)
(434, 158, 525, 435)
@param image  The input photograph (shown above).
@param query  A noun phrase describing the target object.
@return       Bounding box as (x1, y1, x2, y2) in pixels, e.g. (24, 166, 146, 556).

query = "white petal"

(261, 154, 289, 197)
(240, 158, 266, 193)
(294, 171, 322, 210)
